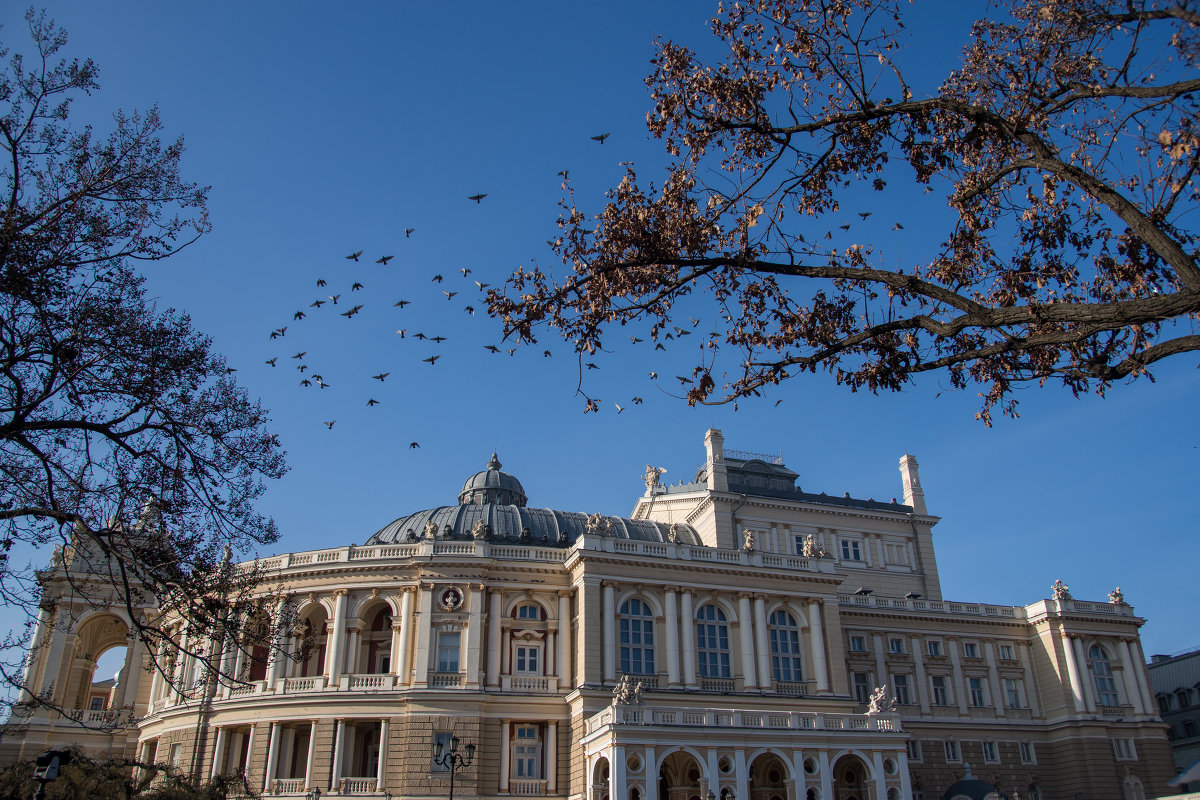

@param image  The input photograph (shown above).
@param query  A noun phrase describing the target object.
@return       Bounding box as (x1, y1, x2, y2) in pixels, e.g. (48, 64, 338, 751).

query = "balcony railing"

(272, 779, 305, 794)
(511, 779, 548, 796)
(340, 777, 378, 794)
(586, 703, 902, 736)
(430, 672, 464, 688)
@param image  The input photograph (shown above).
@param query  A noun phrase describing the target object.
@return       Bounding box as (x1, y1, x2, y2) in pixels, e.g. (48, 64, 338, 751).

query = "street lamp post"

(432, 736, 476, 800)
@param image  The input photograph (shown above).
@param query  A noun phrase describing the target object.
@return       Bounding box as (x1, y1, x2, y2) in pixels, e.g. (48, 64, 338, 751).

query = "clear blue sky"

(4, 2, 1196, 659)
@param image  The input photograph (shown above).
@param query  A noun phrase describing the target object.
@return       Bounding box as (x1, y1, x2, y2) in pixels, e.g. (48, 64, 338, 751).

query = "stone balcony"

(584, 703, 902, 737)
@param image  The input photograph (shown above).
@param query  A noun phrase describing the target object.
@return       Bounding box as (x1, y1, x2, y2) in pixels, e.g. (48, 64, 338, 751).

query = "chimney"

(899, 454, 927, 515)
(704, 429, 729, 492)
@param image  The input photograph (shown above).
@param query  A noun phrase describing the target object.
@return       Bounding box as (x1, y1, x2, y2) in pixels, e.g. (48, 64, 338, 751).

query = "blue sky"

(4, 2, 1196, 659)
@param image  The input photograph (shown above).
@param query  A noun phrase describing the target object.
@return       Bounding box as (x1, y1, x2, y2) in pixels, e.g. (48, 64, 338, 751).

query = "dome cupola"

(458, 453, 527, 507)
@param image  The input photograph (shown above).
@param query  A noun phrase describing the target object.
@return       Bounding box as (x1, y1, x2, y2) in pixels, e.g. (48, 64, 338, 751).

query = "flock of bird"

(259, 129, 905, 440)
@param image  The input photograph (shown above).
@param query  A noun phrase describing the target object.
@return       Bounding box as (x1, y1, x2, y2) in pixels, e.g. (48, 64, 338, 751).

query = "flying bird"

(443, 290, 457, 300)
(676, 375, 693, 385)
(310, 299, 325, 308)
(324, 420, 335, 429)
(396, 329, 407, 338)
(464, 305, 475, 315)
(328, 294, 341, 304)
(892, 222, 904, 230)
(415, 332, 428, 340)
(292, 351, 306, 359)
(615, 403, 624, 414)
(632, 396, 643, 404)
(586, 362, 599, 370)
(373, 372, 390, 382)
(432, 274, 443, 283)
(557, 169, 569, 178)
(297, 364, 307, 373)
(629, 336, 643, 344)
(839, 223, 851, 231)
(405, 228, 415, 238)
(474, 280, 490, 289)
(300, 378, 312, 387)
(543, 350, 552, 358)
(341, 305, 363, 318)
(265, 358, 277, 367)
(366, 398, 380, 407)
(409, 441, 420, 448)
(485, 344, 501, 353)
(591, 132, 610, 144)
(648, 372, 658, 379)
(317, 279, 327, 287)
(270, 327, 287, 339)
(376, 255, 393, 264)
(689, 317, 700, 327)
(460, 267, 471, 276)
(423, 355, 441, 364)
(467, 193, 488, 203)
(351, 282, 364, 291)
(394, 299, 410, 308)
(346, 251, 362, 262)
(858, 211, 872, 220)
(294, 310, 305, 320)
(430, 335, 447, 344)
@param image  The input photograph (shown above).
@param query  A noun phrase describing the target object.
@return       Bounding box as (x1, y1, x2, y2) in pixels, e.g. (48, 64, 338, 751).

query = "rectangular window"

(436, 631, 460, 673)
(169, 743, 183, 768)
(513, 726, 540, 779)
(432, 732, 452, 772)
(931, 676, 949, 706)
(1113, 739, 1136, 760)
(944, 740, 960, 762)
(89, 696, 105, 711)
(963, 642, 979, 658)
(841, 540, 862, 561)
(515, 646, 540, 675)
(889, 637, 906, 655)
(982, 741, 999, 763)
(927, 640, 942, 657)
(1004, 678, 1021, 709)
(853, 672, 871, 703)
(969, 677, 986, 707)
(517, 605, 540, 620)
(1018, 742, 1036, 764)
(849, 635, 866, 652)
(893, 674, 911, 705)
(906, 740, 922, 762)
(999, 644, 1014, 661)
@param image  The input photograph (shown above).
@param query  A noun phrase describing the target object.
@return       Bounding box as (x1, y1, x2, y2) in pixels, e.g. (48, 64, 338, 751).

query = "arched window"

(1089, 644, 1119, 706)
(696, 604, 731, 678)
(768, 610, 803, 682)
(619, 599, 655, 675)
(516, 603, 542, 620)
(1028, 784, 1042, 800)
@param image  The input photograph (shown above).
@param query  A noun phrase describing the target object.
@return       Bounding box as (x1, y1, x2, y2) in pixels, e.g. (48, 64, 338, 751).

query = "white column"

(912, 636, 930, 714)
(502, 627, 512, 675)
(19, 604, 54, 702)
(244, 727, 257, 785)
(1132, 639, 1157, 713)
(331, 719, 346, 790)
(114, 633, 146, 709)
(413, 585, 434, 687)
(818, 750, 833, 800)
(611, 745, 626, 800)
(210, 728, 227, 779)
(872, 634, 887, 691)
(665, 590, 681, 687)
(1072, 635, 1097, 711)
(1018, 642, 1040, 715)
(808, 601, 829, 693)
(753, 595, 770, 689)
(871, 751, 887, 800)
(603, 583, 617, 682)
(984, 641, 1005, 716)
(681, 592, 697, 687)
(326, 591, 348, 681)
(547, 628, 557, 687)
(897, 750, 913, 800)
(792, 750, 807, 800)
(174, 625, 192, 702)
(737, 594, 757, 689)
(558, 591, 572, 690)
(396, 588, 414, 684)
(263, 723, 281, 793)
(344, 628, 360, 675)
(1062, 635, 1087, 712)
(488, 589, 503, 688)
(465, 584, 484, 688)
(377, 720, 388, 788)
(546, 721, 558, 793)
(734, 749, 749, 800)
(948, 638, 968, 715)
(500, 721, 511, 792)
(1121, 639, 1148, 714)
(266, 598, 289, 684)
(305, 721, 318, 789)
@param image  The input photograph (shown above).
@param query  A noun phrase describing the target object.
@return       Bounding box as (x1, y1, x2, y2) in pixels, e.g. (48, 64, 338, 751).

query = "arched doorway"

(593, 757, 611, 800)
(64, 614, 130, 710)
(831, 754, 872, 800)
(749, 753, 789, 800)
(658, 751, 702, 800)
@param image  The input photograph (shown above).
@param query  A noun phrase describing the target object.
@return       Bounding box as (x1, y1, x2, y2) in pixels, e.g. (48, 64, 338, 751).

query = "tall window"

(926, 640, 942, 657)
(513, 726, 541, 779)
(969, 677, 986, 707)
(841, 540, 862, 561)
(893, 674, 911, 705)
(931, 676, 949, 706)
(436, 631, 460, 672)
(432, 733, 453, 772)
(515, 645, 540, 675)
(1089, 645, 1120, 706)
(695, 605, 731, 678)
(853, 672, 871, 703)
(1004, 678, 1022, 709)
(943, 741, 960, 762)
(768, 610, 803, 682)
(889, 637, 906, 654)
(619, 599, 655, 675)
(982, 741, 998, 763)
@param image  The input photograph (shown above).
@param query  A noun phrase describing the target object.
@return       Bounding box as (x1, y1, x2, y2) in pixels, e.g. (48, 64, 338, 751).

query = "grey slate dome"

(459, 453, 527, 507)
(365, 454, 702, 548)
(940, 765, 1007, 800)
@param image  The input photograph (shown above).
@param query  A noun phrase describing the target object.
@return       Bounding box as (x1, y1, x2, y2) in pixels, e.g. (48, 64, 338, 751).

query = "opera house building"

(1, 430, 1173, 800)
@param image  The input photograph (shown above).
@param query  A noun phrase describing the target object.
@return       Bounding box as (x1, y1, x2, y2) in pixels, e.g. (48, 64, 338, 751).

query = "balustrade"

(511, 779, 548, 796)
(588, 704, 902, 734)
(272, 779, 304, 794)
(340, 777, 379, 794)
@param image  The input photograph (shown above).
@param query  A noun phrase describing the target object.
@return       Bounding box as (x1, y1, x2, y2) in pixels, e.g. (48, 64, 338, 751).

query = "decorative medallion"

(439, 586, 464, 611)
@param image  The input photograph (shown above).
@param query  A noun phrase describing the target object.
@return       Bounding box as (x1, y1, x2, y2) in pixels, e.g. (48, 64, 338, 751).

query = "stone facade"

(1148, 648, 1200, 786)
(1, 431, 1174, 800)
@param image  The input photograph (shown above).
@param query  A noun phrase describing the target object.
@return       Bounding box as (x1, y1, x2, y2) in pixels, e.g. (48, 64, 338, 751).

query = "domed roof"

(458, 453, 527, 507)
(364, 454, 702, 548)
(940, 765, 1007, 800)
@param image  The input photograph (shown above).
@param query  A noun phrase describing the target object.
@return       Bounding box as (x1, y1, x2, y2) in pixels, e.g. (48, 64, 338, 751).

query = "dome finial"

(488, 452, 502, 471)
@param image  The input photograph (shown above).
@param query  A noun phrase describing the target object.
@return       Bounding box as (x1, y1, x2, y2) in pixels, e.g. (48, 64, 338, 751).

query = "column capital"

(557, 589, 573, 599)
(601, 580, 619, 590)
(399, 585, 417, 595)
(391, 621, 404, 632)
(753, 593, 768, 602)
(332, 589, 349, 598)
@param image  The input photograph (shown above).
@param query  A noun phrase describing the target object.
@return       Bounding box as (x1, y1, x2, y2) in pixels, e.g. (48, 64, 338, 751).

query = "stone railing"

(503, 675, 553, 692)
(700, 678, 736, 693)
(586, 703, 901, 736)
(280, 677, 324, 694)
(340, 777, 378, 794)
(430, 672, 464, 688)
(348, 674, 393, 691)
(510, 779, 548, 796)
(839, 595, 1025, 619)
(272, 779, 305, 794)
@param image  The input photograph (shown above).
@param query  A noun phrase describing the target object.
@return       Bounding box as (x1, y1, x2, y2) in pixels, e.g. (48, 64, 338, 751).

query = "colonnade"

(1060, 632, 1154, 716)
